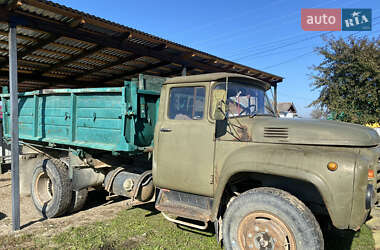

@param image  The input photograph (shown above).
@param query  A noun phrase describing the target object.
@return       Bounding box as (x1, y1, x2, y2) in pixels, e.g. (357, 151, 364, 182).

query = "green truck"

(2, 72, 380, 249)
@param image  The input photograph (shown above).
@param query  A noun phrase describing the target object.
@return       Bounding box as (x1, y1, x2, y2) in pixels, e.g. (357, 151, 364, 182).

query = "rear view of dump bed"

(1, 77, 161, 153)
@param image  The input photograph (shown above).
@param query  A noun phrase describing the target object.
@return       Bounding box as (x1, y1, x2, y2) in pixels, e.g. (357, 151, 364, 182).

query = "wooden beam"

(0, 33, 61, 68)
(58, 36, 96, 48)
(18, 59, 51, 67)
(70, 54, 141, 80)
(79, 57, 108, 66)
(47, 42, 83, 53)
(22, 54, 61, 64)
(34, 48, 71, 58)
(0, 7, 9, 20)
(7, 13, 227, 74)
(0, 40, 26, 50)
(69, 17, 86, 28)
(89, 51, 119, 62)
(161, 66, 195, 77)
(116, 32, 131, 40)
(18, 82, 50, 86)
(99, 61, 170, 84)
(0, 70, 103, 87)
(0, 30, 37, 42)
(34, 45, 103, 75)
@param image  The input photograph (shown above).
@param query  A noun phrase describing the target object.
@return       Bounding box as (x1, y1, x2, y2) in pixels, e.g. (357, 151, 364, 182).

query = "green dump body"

(0, 79, 160, 153)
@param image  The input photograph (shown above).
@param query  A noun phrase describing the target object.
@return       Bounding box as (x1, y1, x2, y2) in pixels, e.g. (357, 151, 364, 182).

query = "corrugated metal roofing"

(0, 0, 283, 92)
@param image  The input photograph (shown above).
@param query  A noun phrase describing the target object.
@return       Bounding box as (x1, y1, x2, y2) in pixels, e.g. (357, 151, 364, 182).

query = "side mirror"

(212, 89, 226, 120)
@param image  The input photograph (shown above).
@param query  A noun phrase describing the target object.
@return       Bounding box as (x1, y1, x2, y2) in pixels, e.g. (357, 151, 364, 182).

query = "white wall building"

(277, 102, 298, 118)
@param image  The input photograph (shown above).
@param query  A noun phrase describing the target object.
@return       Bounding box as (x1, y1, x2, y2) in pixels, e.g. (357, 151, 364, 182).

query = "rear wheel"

(31, 159, 72, 218)
(68, 188, 88, 213)
(222, 187, 323, 250)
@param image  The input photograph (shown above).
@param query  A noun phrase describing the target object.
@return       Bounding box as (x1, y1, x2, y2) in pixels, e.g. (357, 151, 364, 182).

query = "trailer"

(1, 75, 161, 216)
(2, 78, 161, 152)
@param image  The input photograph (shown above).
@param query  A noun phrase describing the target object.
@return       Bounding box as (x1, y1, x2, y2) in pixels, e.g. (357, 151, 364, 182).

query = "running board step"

(162, 212, 208, 230)
(155, 189, 213, 222)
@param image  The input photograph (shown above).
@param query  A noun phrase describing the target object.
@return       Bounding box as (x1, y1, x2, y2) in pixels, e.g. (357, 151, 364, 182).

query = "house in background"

(277, 102, 298, 118)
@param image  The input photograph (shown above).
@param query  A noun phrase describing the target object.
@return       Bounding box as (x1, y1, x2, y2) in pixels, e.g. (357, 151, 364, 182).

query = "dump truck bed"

(1, 80, 160, 152)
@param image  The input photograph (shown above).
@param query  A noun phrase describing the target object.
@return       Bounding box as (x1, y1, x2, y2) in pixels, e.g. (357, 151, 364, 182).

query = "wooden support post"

(9, 22, 20, 231)
(273, 83, 278, 117)
(181, 67, 187, 76)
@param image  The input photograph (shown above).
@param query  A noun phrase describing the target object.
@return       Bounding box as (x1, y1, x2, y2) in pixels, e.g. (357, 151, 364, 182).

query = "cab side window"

(168, 87, 205, 120)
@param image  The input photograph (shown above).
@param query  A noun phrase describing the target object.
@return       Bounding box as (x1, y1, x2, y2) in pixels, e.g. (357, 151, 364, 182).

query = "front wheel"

(222, 187, 324, 250)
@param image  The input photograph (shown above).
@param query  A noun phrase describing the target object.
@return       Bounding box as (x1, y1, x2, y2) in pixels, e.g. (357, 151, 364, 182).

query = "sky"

(53, 0, 380, 117)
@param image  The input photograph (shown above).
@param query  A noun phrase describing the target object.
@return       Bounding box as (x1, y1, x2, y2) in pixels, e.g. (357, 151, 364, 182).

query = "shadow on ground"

(81, 190, 127, 212)
(325, 229, 356, 250)
(0, 212, 6, 221)
(3, 187, 360, 249)
(88, 192, 358, 249)
(126, 201, 160, 217)
(0, 164, 10, 174)
(21, 218, 45, 230)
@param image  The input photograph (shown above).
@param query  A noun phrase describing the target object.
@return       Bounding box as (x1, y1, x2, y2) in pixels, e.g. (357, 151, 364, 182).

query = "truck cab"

(153, 72, 380, 250)
(153, 73, 273, 196)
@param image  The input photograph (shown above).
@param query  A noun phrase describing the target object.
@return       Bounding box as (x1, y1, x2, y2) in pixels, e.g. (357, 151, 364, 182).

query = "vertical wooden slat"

(124, 80, 137, 145)
(33, 94, 38, 138)
(273, 83, 278, 117)
(70, 93, 77, 141)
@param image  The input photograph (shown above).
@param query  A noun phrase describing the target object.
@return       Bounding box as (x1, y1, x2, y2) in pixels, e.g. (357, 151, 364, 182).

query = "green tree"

(309, 36, 380, 125)
(310, 107, 327, 119)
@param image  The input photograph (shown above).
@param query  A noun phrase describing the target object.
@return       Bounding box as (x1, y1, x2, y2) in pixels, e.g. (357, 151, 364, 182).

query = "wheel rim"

(35, 172, 54, 205)
(237, 211, 296, 250)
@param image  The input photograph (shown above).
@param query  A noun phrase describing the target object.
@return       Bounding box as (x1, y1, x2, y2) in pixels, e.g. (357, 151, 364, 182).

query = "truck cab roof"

(164, 72, 273, 90)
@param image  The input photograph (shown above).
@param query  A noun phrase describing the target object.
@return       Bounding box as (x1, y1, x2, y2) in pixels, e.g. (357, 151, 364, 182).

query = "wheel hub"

(35, 172, 54, 205)
(237, 211, 296, 250)
(254, 232, 274, 249)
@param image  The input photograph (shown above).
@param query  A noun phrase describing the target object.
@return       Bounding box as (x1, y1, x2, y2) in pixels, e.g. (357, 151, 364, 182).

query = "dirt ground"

(0, 169, 128, 237)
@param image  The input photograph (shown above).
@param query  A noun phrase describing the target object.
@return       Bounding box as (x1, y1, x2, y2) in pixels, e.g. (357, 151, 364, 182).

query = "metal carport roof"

(0, 0, 283, 92)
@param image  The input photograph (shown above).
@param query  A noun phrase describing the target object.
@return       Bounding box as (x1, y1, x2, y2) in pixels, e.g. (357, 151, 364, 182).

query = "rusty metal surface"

(104, 167, 124, 193)
(155, 189, 212, 221)
(237, 211, 296, 250)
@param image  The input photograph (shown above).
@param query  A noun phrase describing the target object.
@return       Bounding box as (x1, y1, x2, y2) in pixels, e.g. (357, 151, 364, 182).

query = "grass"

(0, 203, 375, 249)
(325, 224, 375, 250)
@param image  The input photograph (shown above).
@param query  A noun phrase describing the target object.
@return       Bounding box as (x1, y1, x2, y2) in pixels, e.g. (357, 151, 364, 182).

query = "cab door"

(154, 84, 214, 197)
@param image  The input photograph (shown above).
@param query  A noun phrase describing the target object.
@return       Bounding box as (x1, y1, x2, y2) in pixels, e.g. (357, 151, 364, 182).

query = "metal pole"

(273, 83, 278, 117)
(9, 22, 20, 231)
(181, 67, 187, 76)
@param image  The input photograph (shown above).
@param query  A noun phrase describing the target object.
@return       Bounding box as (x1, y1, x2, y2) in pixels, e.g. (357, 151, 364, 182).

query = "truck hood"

(249, 117, 380, 146)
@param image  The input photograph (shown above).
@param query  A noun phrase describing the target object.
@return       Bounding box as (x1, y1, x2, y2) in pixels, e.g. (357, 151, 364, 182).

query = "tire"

(68, 188, 88, 213)
(222, 187, 324, 250)
(31, 159, 72, 218)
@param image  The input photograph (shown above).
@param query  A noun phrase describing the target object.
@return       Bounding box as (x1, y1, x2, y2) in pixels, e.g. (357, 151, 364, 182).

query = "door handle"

(160, 128, 172, 132)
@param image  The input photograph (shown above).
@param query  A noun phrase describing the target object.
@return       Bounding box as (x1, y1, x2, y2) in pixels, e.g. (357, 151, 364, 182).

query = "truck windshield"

(215, 82, 274, 117)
